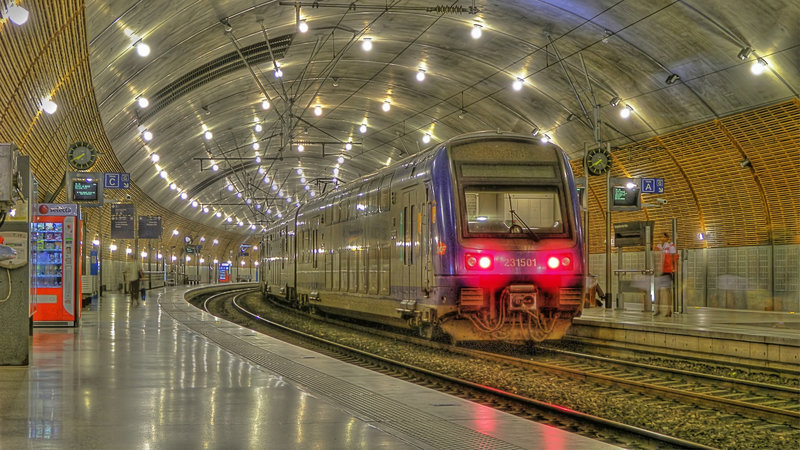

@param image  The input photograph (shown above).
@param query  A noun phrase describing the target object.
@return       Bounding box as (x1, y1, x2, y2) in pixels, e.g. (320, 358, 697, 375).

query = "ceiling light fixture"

(314, 105, 322, 116)
(737, 46, 752, 60)
(191, 200, 198, 207)
(359, 123, 367, 133)
(159, 170, 167, 178)
(150, 153, 160, 163)
(362, 37, 372, 51)
(252, 142, 260, 150)
(382, 99, 391, 112)
(179, 192, 187, 199)
(345, 142, 352, 151)
(665, 73, 680, 84)
(298, 19, 308, 33)
(255, 156, 262, 163)
(254, 123, 263, 133)
(297, 143, 304, 152)
(416, 68, 426, 82)
(227, 184, 234, 192)
(422, 133, 431, 144)
(141, 129, 152, 141)
(215, 212, 222, 218)
(172, 229, 179, 236)
(5, 2, 29, 25)
(137, 96, 149, 108)
(471, 23, 482, 39)
(512, 77, 524, 91)
(540, 134, 551, 144)
(261, 100, 270, 110)
(620, 105, 633, 119)
(609, 96, 621, 107)
(211, 164, 219, 171)
(204, 130, 213, 140)
(263, 175, 270, 183)
(41, 97, 58, 115)
(750, 58, 768, 75)
(135, 40, 150, 57)
(274, 66, 283, 78)
(169, 182, 177, 190)
(530, 126, 539, 136)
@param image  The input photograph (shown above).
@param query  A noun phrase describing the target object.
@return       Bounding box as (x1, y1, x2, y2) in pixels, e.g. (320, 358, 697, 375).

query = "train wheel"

(418, 323, 434, 339)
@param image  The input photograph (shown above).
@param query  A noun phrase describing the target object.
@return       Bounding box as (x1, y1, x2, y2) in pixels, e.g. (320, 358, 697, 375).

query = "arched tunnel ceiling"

(85, 0, 800, 234)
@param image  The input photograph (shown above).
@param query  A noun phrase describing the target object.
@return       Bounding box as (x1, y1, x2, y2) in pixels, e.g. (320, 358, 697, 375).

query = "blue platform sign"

(641, 177, 665, 194)
(104, 172, 131, 189)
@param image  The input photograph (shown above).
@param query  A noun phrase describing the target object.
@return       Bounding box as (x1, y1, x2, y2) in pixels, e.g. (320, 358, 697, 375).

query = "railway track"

(194, 289, 800, 448)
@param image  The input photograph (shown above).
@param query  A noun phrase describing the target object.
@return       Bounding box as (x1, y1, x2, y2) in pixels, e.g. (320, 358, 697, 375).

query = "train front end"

(433, 135, 584, 342)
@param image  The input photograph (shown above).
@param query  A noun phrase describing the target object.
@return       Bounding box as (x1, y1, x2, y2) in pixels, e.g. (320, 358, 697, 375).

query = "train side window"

(379, 174, 392, 212)
(368, 178, 380, 214)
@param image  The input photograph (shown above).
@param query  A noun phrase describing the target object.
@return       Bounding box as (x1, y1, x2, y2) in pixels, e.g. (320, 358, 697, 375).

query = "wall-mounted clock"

(585, 147, 612, 176)
(67, 141, 99, 170)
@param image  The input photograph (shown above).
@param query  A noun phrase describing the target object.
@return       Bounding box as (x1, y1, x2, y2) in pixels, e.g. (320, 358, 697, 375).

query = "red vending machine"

(31, 203, 82, 326)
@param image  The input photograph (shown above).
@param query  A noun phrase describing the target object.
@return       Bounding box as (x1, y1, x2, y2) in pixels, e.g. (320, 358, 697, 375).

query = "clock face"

(68, 141, 98, 170)
(586, 147, 612, 176)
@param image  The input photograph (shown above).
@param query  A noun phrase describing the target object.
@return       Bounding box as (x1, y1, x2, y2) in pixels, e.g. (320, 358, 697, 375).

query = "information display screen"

(72, 180, 99, 201)
(613, 186, 639, 207)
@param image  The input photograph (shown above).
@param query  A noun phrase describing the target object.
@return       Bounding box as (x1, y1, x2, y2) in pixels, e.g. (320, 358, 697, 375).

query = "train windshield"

(464, 186, 564, 236)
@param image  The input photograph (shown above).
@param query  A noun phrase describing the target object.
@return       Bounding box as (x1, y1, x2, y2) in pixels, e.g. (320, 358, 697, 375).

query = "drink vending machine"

(218, 263, 231, 283)
(31, 203, 82, 326)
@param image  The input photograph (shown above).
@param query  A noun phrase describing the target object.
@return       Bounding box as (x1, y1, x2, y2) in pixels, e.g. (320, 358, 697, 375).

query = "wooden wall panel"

(575, 99, 800, 253)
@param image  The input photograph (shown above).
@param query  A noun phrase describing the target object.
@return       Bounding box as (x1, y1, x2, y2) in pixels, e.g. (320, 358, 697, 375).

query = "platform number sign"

(641, 178, 664, 194)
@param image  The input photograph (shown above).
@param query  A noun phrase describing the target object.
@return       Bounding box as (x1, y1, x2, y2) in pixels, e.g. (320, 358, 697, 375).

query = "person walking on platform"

(125, 260, 143, 307)
(655, 233, 677, 316)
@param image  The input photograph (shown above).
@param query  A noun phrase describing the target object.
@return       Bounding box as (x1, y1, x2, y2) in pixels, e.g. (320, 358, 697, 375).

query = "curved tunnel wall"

(0, 1, 251, 265)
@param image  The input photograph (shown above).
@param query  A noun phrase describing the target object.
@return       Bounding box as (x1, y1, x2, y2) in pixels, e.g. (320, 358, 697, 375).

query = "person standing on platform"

(655, 233, 677, 316)
(125, 260, 143, 307)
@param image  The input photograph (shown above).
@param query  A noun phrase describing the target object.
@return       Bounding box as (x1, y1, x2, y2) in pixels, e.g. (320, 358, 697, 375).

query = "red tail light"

(547, 254, 574, 271)
(465, 253, 493, 270)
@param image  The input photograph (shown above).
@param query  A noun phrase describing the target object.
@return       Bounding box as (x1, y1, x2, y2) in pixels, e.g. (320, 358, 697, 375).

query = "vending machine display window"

(31, 222, 64, 287)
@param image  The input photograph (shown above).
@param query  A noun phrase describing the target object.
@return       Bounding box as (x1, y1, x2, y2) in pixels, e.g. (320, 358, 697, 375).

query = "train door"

(401, 188, 417, 300)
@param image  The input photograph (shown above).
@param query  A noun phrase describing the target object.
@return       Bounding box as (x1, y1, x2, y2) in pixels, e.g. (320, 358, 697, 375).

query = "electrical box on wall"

(0, 143, 22, 211)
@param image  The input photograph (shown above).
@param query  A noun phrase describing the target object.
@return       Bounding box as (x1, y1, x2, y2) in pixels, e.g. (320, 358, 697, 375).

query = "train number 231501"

(503, 258, 537, 267)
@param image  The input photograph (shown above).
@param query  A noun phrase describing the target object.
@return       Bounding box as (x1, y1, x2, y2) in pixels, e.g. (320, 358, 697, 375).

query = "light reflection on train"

(259, 132, 585, 342)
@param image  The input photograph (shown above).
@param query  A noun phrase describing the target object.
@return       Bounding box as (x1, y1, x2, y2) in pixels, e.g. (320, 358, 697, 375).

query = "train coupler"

(505, 284, 537, 311)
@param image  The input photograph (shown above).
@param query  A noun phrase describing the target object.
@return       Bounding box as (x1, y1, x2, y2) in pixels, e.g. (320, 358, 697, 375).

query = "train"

(259, 131, 585, 342)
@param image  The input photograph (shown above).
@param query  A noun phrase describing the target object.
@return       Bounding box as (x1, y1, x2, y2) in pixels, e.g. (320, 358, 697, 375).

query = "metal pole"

(645, 223, 654, 312)
(672, 218, 679, 313)
(605, 159, 612, 309)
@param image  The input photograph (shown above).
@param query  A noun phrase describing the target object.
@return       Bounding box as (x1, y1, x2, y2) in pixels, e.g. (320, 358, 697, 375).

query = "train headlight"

(547, 254, 575, 270)
(465, 253, 493, 270)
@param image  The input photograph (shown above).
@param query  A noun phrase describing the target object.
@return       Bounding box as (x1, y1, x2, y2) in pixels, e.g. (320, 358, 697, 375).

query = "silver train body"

(259, 132, 585, 342)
